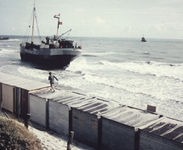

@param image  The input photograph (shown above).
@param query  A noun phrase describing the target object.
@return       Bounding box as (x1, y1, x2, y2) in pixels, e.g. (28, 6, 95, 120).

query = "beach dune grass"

(0, 116, 43, 150)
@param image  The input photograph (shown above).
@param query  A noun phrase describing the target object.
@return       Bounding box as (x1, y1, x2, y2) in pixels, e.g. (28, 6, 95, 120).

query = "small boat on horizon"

(20, 3, 82, 69)
(0, 37, 9, 40)
(141, 36, 147, 42)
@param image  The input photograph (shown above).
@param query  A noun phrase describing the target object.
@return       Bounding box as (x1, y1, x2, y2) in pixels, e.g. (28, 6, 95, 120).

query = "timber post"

(24, 113, 31, 129)
(67, 131, 74, 150)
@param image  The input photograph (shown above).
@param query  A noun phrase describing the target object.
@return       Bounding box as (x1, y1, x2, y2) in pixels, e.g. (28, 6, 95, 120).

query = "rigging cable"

(58, 29, 72, 39)
(22, 10, 33, 43)
(47, 19, 57, 38)
(64, 33, 70, 40)
(35, 12, 42, 43)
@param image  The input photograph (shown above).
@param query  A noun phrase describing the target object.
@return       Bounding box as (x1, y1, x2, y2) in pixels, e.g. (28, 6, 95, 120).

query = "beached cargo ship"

(20, 4, 82, 68)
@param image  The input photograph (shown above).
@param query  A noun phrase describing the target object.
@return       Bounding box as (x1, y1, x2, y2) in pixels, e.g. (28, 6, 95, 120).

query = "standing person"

(48, 72, 58, 92)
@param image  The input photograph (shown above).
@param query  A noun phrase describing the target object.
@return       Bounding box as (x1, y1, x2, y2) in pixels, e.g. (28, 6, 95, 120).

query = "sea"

(0, 36, 183, 121)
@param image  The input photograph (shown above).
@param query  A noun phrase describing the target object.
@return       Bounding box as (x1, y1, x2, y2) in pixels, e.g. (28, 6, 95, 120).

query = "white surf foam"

(0, 48, 15, 56)
(100, 60, 183, 81)
(18, 67, 48, 80)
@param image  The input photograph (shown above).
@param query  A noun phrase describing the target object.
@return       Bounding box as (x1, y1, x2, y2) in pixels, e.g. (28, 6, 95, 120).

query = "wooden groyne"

(0, 72, 183, 150)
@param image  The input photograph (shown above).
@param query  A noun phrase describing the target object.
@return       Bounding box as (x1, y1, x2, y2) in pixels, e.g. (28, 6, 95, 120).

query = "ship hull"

(20, 46, 81, 68)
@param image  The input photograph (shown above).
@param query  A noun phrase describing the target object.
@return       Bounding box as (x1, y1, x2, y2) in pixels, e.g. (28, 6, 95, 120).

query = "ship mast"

(57, 15, 60, 42)
(54, 14, 61, 47)
(31, 2, 35, 45)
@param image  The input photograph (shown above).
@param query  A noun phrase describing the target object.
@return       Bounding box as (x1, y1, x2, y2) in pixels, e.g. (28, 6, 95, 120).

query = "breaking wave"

(100, 60, 183, 81)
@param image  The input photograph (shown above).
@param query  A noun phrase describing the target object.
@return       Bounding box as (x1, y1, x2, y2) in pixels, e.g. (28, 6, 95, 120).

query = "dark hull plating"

(20, 52, 78, 68)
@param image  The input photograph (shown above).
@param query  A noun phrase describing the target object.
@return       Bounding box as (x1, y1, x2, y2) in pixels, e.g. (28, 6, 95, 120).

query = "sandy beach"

(28, 122, 95, 150)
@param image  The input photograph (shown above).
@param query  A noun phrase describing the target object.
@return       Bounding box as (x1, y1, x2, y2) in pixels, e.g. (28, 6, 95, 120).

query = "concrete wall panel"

(49, 100, 69, 135)
(72, 108, 98, 148)
(2, 84, 14, 112)
(29, 94, 46, 127)
(102, 117, 135, 150)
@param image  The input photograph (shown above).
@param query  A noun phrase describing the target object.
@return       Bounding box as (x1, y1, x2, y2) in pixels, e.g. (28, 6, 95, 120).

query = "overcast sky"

(0, 0, 183, 39)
